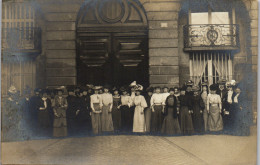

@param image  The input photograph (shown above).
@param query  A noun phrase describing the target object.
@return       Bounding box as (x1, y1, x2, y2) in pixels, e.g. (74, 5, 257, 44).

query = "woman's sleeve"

(90, 96, 94, 110)
(141, 96, 148, 108)
(207, 95, 210, 111)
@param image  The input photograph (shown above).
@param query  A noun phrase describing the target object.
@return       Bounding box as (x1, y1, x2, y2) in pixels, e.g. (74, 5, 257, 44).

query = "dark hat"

(180, 85, 187, 91)
(192, 85, 200, 92)
(201, 80, 208, 86)
(67, 85, 75, 92)
(112, 87, 119, 92)
(120, 86, 127, 92)
(81, 86, 88, 92)
(34, 88, 41, 93)
(163, 86, 169, 89)
(210, 84, 218, 91)
(146, 87, 154, 93)
(173, 87, 179, 91)
(169, 88, 175, 92)
(217, 79, 227, 85)
(41, 89, 50, 95)
(186, 80, 194, 86)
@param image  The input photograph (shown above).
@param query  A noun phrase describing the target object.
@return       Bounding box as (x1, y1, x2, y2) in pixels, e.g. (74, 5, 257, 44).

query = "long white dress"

(133, 95, 147, 133)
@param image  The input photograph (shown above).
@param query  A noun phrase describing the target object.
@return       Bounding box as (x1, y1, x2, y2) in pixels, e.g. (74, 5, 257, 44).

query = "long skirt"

(203, 108, 208, 131)
(101, 105, 114, 132)
(180, 106, 194, 135)
(133, 106, 146, 132)
(112, 106, 121, 131)
(91, 103, 102, 135)
(38, 110, 51, 128)
(144, 107, 152, 132)
(53, 109, 67, 137)
(208, 106, 223, 132)
(121, 105, 132, 132)
(151, 105, 163, 133)
(192, 112, 203, 133)
(161, 107, 181, 135)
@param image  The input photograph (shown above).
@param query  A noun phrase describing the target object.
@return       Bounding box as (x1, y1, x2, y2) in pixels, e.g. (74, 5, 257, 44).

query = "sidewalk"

(1, 126, 257, 165)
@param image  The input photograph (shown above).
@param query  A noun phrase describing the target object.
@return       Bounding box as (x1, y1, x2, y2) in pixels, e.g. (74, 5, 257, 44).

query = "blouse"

(121, 95, 131, 106)
(207, 94, 222, 111)
(90, 94, 102, 110)
(100, 93, 113, 106)
(134, 95, 147, 108)
(150, 93, 164, 106)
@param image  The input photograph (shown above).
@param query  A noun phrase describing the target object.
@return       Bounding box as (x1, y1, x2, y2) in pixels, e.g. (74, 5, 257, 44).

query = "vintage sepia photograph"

(0, 0, 258, 164)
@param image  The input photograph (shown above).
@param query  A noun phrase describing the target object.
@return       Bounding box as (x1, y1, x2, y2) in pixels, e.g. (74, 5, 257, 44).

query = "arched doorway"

(76, 0, 148, 87)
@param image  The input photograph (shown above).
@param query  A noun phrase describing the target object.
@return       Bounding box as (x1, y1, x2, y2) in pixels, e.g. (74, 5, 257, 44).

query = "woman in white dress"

(132, 84, 147, 133)
(207, 84, 223, 132)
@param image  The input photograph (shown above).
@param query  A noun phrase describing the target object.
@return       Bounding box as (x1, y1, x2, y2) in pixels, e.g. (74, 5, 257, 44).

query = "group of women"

(2, 79, 252, 141)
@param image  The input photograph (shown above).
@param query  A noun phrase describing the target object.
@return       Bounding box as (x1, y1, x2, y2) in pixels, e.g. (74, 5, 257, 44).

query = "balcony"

(1, 27, 42, 61)
(183, 24, 239, 51)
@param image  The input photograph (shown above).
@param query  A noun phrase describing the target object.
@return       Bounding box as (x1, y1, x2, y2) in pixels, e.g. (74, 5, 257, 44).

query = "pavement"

(1, 126, 257, 165)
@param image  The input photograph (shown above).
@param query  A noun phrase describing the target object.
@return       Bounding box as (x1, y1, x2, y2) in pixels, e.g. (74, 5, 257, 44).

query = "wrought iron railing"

(1, 27, 42, 56)
(184, 24, 239, 50)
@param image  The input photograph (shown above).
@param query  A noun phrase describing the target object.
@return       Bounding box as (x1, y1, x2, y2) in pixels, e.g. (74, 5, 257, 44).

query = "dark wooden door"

(77, 31, 148, 87)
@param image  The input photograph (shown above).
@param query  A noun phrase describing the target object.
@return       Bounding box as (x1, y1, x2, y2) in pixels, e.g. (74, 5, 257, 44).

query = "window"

(1, 2, 37, 96)
(189, 52, 232, 85)
(188, 8, 234, 85)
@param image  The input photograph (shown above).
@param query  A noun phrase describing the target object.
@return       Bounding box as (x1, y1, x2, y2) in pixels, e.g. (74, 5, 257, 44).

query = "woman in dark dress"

(37, 89, 53, 137)
(191, 86, 205, 134)
(112, 87, 122, 132)
(161, 88, 181, 135)
(53, 89, 68, 137)
(179, 86, 194, 135)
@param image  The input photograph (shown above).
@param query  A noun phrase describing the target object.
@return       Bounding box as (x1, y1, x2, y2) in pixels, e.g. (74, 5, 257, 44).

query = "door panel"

(77, 32, 148, 87)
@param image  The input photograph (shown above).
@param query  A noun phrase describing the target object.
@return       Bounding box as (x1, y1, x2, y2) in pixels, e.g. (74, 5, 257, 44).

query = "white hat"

(134, 84, 143, 91)
(230, 80, 236, 86)
(129, 81, 137, 87)
(8, 85, 17, 94)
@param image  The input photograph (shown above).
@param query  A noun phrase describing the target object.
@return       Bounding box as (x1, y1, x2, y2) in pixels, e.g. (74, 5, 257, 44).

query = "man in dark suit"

(66, 86, 78, 136)
(222, 81, 236, 134)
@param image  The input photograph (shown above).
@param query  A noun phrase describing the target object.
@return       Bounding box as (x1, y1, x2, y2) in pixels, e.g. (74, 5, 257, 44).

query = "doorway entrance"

(76, 0, 148, 87)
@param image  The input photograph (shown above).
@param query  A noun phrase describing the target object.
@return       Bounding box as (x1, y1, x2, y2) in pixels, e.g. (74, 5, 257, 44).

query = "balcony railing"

(1, 27, 42, 58)
(183, 24, 239, 51)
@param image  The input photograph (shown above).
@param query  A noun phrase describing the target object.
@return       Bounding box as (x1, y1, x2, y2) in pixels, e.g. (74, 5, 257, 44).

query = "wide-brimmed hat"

(192, 85, 200, 92)
(201, 80, 208, 86)
(169, 88, 175, 92)
(112, 87, 119, 92)
(186, 80, 194, 86)
(8, 85, 17, 94)
(34, 88, 41, 93)
(129, 81, 137, 87)
(180, 85, 187, 91)
(134, 84, 143, 91)
(93, 86, 102, 90)
(217, 79, 227, 85)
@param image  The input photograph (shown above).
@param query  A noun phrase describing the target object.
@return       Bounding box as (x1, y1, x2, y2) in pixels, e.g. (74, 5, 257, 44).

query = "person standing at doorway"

(80, 87, 92, 134)
(179, 86, 194, 135)
(191, 86, 204, 134)
(112, 87, 122, 132)
(207, 84, 223, 132)
(161, 88, 181, 135)
(201, 82, 209, 132)
(132, 84, 147, 133)
(100, 86, 114, 133)
(37, 89, 52, 137)
(222, 81, 236, 134)
(90, 86, 102, 135)
(150, 86, 164, 134)
(120, 87, 132, 133)
(52, 89, 68, 137)
(66, 87, 78, 136)
(144, 87, 153, 133)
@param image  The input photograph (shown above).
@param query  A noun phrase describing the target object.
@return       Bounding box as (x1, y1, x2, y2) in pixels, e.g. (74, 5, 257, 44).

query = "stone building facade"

(1, 0, 258, 116)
